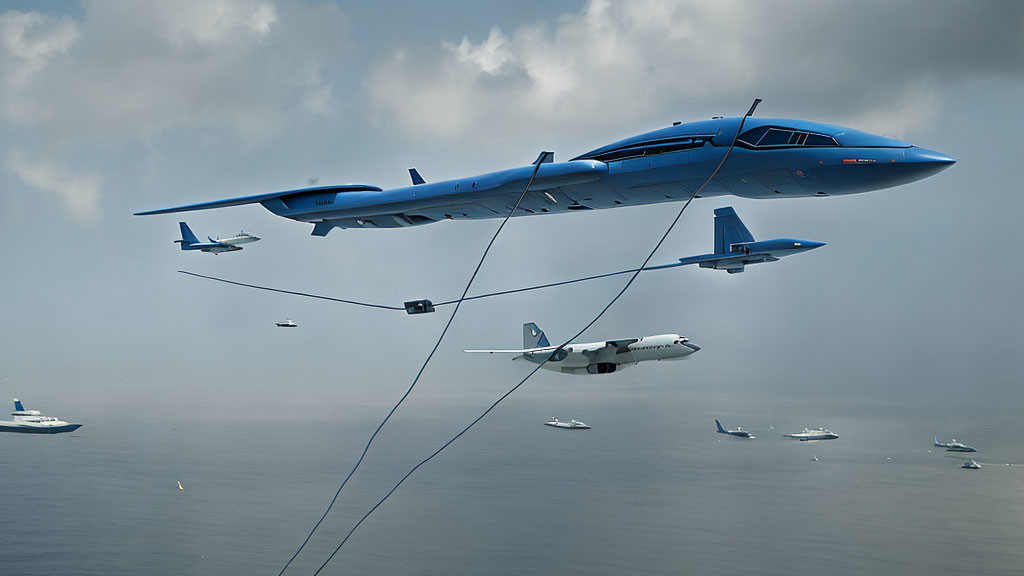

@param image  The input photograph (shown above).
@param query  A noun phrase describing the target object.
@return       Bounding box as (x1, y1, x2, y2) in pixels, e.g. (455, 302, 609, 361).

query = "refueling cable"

(309, 99, 762, 574)
(275, 152, 552, 576)
(178, 260, 683, 310)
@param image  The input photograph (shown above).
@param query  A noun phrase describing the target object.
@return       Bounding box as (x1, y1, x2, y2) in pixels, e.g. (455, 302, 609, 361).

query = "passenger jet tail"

(715, 418, 727, 433)
(523, 322, 550, 349)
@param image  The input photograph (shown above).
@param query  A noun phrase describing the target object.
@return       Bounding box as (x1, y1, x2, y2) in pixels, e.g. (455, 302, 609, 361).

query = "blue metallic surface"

(675, 206, 825, 273)
(135, 116, 954, 236)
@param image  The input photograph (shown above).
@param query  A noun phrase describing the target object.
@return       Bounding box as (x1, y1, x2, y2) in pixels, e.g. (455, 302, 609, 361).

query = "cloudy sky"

(1, 0, 1022, 421)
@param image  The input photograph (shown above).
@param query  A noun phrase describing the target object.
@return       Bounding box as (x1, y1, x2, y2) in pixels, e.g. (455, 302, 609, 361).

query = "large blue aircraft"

(135, 116, 954, 236)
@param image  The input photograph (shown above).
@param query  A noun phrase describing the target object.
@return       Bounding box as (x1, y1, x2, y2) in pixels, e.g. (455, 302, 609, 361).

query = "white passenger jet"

(466, 323, 700, 375)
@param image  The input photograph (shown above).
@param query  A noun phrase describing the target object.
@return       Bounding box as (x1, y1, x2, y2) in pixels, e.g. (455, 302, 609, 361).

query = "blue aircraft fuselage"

(136, 116, 954, 235)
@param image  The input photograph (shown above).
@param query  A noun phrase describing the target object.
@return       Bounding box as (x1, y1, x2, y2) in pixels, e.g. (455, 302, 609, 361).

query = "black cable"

(311, 100, 762, 573)
(177, 260, 687, 310)
(433, 261, 682, 306)
(275, 154, 550, 576)
(177, 271, 406, 310)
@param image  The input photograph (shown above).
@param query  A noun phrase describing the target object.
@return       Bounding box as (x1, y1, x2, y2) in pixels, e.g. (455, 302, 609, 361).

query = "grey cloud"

(365, 0, 1024, 149)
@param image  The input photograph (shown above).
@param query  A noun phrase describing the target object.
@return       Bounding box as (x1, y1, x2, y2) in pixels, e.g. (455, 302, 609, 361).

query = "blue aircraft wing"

(134, 184, 384, 216)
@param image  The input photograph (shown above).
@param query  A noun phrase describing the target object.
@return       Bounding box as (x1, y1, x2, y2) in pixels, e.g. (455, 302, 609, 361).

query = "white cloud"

(0, 1, 348, 144)
(0, 10, 79, 62)
(366, 0, 1024, 149)
(7, 150, 101, 221)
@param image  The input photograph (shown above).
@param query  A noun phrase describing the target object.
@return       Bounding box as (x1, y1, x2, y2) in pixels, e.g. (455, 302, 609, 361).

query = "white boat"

(0, 399, 82, 434)
(544, 418, 590, 430)
(962, 460, 981, 469)
(275, 319, 298, 327)
(784, 427, 839, 441)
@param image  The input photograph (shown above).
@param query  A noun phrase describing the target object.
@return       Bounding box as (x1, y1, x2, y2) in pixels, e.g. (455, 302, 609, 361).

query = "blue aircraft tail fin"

(409, 168, 426, 185)
(14, 398, 24, 412)
(715, 419, 726, 433)
(523, 323, 550, 349)
(176, 222, 200, 248)
(714, 207, 754, 254)
(934, 435, 940, 446)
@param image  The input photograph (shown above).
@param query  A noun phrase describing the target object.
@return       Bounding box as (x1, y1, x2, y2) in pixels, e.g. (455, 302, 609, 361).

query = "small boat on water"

(544, 418, 590, 430)
(785, 427, 839, 441)
(962, 460, 981, 469)
(0, 399, 82, 434)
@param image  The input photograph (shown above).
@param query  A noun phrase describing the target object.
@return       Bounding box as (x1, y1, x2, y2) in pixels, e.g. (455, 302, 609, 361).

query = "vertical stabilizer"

(176, 222, 200, 248)
(13, 398, 24, 412)
(523, 323, 550, 348)
(713, 207, 754, 254)
(934, 435, 940, 446)
(715, 419, 727, 433)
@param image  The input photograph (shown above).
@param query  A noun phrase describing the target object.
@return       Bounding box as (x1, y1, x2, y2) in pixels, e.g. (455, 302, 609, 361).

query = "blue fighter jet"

(673, 206, 824, 273)
(136, 116, 954, 236)
(174, 222, 260, 254)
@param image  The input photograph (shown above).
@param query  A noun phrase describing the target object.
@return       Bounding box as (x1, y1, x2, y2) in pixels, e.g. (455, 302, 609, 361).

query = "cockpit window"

(758, 129, 795, 146)
(738, 126, 838, 149)
(737, 126, 768, 146)
(804, 133, 838, 146)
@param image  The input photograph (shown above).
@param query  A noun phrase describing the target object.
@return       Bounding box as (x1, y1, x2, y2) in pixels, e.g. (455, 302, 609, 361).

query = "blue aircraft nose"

(906, 146, 956, 166)
(856, 145, 954, 191)
(798, 240, 827, 251)
(903, 146, 956, 178)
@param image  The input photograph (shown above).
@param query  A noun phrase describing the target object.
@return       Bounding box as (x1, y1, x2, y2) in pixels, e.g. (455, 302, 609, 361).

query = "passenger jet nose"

(682, 341, 701, 353)
(907, 146, 956, 166)
(903, 146, 956, 179)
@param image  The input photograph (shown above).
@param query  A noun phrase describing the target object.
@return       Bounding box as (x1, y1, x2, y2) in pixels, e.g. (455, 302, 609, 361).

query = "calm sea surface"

(2, 391, 1022, 576)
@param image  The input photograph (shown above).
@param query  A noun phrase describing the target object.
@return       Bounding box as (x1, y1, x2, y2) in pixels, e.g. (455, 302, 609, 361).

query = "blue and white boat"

(0, 399, 82, 434)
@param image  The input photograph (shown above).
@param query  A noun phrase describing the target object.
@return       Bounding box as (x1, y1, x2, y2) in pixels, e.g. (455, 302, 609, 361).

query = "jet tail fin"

(714, 207, 754, 254)
(14, 398, 24, 411)
(715, 419, 726, 433)
(934, 435, 940, 446)
(523, 323, 550, 348)
(176, 222, 200, 248)
(409, 168, 426, 185)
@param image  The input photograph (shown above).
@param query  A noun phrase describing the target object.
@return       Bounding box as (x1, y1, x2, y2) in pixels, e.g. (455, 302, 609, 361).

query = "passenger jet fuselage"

(136, 116, 955, 236)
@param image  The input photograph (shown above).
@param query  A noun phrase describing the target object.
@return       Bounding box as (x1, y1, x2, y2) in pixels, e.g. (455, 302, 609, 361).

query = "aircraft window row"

(576, 136, 711, 162)
(738, 126, 838, 148)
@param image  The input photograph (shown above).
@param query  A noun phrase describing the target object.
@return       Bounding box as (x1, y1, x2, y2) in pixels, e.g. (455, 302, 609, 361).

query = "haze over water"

(2, 2, 1023, 575)
(4, 387, 1022, 576)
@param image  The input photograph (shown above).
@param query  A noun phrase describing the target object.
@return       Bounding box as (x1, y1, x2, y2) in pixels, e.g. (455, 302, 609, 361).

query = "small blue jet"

(135, 115, 954, 236)
(715, 419, 754, 439)
(175, 222, 260, 254)
(672, 206, 825, 273)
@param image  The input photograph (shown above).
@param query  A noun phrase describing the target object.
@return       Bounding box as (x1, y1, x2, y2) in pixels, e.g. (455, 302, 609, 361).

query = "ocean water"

(2, 391, 1022, 576)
